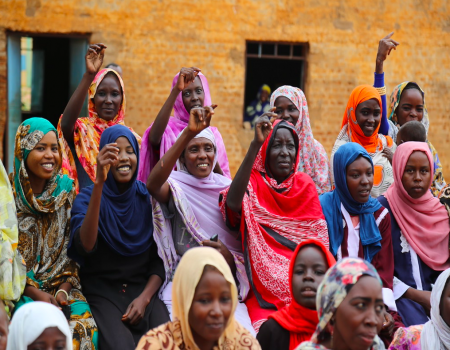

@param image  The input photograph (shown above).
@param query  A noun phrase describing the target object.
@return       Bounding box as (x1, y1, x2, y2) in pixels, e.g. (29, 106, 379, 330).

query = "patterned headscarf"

(388, 81, 429, 135)
(57, 68, 141, 192)
(11, 118, 80, 292)
(270, 86, 331, 194)
(297, 258, 384, 350)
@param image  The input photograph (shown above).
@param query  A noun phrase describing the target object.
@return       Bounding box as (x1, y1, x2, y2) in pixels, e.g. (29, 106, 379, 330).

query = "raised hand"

(95, 143, 119, 184)
(176, 67, 201, 92)
(376, 33, 399, 63)
(186, 105, 217, 135)
(86, 43, 107, 75)
(254, 115, 273, 146)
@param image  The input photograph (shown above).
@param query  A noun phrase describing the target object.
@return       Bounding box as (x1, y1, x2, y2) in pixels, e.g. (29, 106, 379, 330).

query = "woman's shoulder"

(135, 321, 180, 350)
(233, 321, 262, 349)
(388, 325, 423, 350)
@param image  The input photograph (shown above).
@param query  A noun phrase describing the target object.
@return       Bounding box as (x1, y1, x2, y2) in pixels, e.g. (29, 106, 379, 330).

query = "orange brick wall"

(1, 0, 450, 178)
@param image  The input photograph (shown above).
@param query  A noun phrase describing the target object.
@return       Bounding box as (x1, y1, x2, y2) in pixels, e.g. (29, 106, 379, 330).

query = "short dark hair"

(397, 121, 426, 143)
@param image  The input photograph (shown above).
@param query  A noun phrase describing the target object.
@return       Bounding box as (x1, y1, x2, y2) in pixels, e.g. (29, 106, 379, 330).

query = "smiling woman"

(331, 85, 396, 198)
(57, 43, 141, 192)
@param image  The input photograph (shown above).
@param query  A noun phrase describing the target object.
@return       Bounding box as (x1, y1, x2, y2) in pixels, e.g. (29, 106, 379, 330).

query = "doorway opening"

(5, 33, 89, 172)
(243, 41, 308, 125)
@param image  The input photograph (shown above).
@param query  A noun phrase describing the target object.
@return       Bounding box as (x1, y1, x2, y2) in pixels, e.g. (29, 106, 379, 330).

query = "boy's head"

(396, 120, 426, 145)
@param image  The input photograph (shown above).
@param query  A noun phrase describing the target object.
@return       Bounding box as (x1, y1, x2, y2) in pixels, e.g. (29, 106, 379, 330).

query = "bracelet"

(55, 289, 69, 300)
(375, 86, 387, 96)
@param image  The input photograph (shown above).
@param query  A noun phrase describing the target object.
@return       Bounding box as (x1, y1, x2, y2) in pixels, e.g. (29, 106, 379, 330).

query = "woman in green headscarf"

(11, 117, 98, 350)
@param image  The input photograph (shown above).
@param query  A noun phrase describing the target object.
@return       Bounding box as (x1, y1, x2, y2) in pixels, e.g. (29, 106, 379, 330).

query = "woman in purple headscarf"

(138, 67, 231, 182)
(146, 105, 254, 336)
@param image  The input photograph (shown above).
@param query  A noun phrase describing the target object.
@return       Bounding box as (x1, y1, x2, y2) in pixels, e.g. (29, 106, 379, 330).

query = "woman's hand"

(122, 296, 149, 326)
(25, 286, 60, 308)
(379, 310, 395, 337)
(86, 43, 107, 75)
(186, 105, 217, 136)
(175, 67, 201, 92)
(213, 161, 223, 175)
(95, 143, 119, 185)
(375, 33, 399, 73)
(382, 147, 394, 164)
(253, 115, 273, 146)
(202, 239, 236, 272)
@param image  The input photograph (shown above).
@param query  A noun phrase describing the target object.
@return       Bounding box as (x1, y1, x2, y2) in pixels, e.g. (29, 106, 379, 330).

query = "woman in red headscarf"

(257, 239, 335, 350)
(220, 116, 329, 331)
(331, 85, 396, 198)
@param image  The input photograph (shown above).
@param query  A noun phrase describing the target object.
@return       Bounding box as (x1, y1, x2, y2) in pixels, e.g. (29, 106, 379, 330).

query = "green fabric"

(13, 295, 33, 311)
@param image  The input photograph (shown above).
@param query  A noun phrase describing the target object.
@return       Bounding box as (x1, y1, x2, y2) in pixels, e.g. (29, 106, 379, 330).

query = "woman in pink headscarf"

(138, 67, 231, 182)
(270, 86, 331, 194)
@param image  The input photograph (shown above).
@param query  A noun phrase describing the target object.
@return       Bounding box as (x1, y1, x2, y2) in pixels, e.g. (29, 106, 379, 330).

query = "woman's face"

(26, 131, 60, 182)
(180, 137, 215, 178)
(267, 128, 297, 183)
(401, 151, 431, 199)
(333, 276, 384, 350)
(395, 88, 424, 126)
(182, 76, 205, 113)
(109, 136, 137, 184)
(355, 99, 381, 137)
(346, 156, 373, 203)
(292, 246, 328, 310)
(93, 73, 123, 121)
(27, 327, 66, 350)
(440, 278, 450, 327)
(188, 268, 233, 349)
(274, 96, 300, 126)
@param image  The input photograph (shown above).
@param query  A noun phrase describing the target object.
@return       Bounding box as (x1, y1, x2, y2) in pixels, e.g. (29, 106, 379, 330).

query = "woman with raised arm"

(11, 118, 97, 350)
(138, 67, 230, 182)
(69, 125, 169, 350)
(58, 43, 141, 192)
(146, 105, 254, 335)
(220, 116, 328, 331)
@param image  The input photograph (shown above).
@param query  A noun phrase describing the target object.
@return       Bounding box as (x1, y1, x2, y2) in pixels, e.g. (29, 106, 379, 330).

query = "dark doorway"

(244, 42, 308, 122)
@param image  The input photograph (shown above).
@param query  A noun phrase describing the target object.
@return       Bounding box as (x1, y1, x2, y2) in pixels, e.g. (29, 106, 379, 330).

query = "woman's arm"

(374, 33, 399, 135)
(78, 143, 119, 252)
(60, 43, 106, 143)
(225, 115, 274, 213)
(146, 105, 216, 204)
(148, 67, 201, 148)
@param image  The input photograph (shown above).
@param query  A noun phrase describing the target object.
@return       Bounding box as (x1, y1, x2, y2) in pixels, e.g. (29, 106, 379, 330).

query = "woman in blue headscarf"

(69, 125, 170, 350)
(319, 142, 402, 345)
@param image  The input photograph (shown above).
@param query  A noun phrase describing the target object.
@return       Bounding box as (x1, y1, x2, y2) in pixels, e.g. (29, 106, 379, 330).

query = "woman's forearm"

(79, 182, 103, 252)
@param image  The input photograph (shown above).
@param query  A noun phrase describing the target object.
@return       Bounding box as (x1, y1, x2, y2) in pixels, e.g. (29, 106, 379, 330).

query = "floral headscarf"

(270, 86, 331, 194)
(58, 68, 141, 192)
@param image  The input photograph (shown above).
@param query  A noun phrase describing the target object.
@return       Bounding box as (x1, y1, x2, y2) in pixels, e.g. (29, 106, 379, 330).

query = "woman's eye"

(356, 302, 365, 309)
(375, 305, 384, 313)
(351, 174, 359, 179)
(374, 111, 380, 117)
(221, 297, 232, 303)
(295, 270, 304, 275)
(275, 110, 282, 115)
(52, 147, 58, 152)
(196, 89, 203, 94)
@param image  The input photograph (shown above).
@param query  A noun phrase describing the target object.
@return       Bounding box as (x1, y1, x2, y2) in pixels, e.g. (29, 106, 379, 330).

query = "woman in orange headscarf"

(331, 85, 396, 198)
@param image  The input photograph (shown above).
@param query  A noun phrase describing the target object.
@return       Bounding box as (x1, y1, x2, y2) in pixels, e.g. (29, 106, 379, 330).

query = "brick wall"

(1, 0, 450, 177)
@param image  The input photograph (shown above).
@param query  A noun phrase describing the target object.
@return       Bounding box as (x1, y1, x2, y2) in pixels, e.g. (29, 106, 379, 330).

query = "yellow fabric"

(172, 247, 238, 350)
(0, 160, 26, 314)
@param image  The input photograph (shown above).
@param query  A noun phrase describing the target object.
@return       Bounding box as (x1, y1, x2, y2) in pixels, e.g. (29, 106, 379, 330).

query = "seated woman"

(270, 85, 331, 194)
(257, 239, 336, 350)
(244, 84, 272, 127)
(136, 247, 261, 350)
(378, 142, 450, 327)
(331, 85, 396, 198)
(320, 142, 401, 343)
(7, 302, 73, 350)
(146, 106, 254, 334)
(58, 43, 141, 192)
(138, 67, 230, 182)
(388, 268, 450, 350)
(11, 118, 97, 350)
(221, 116, 329, 331)
(373, 33, 445, 196)
(69, 125, 169, 350)
(298, 257, 386, 350)
(0, 160, 25, 317)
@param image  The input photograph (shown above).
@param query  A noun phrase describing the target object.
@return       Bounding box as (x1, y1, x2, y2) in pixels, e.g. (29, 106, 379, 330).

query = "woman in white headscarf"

(7, 301, 73, 350)
(388, 268, 450, 350)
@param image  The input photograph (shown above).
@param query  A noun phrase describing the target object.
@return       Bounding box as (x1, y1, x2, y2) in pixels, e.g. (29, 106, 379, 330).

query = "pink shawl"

(385, 142, 450, 271)
(138, 72, 231, 182)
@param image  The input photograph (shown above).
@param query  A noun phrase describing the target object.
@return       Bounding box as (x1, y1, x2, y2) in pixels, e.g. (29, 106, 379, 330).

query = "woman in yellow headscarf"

(136, 247, 260, 350)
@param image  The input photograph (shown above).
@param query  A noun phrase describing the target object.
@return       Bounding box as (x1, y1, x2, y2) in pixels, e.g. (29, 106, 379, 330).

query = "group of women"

(0, 31, 450, 350)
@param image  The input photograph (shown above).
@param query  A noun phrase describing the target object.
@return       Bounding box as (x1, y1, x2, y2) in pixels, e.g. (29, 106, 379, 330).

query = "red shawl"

(269, 239, 336, 350)
(220, 121, 329, 328)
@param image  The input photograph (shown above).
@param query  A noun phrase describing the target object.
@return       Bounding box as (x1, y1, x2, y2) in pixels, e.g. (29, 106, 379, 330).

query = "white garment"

(7, 301, 73, 350)
(421, 268, 450, 350)
(161, 281, 256, 337)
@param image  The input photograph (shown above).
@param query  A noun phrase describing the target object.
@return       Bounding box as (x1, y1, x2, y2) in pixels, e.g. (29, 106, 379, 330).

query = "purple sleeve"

(374, 72, 389, 135)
